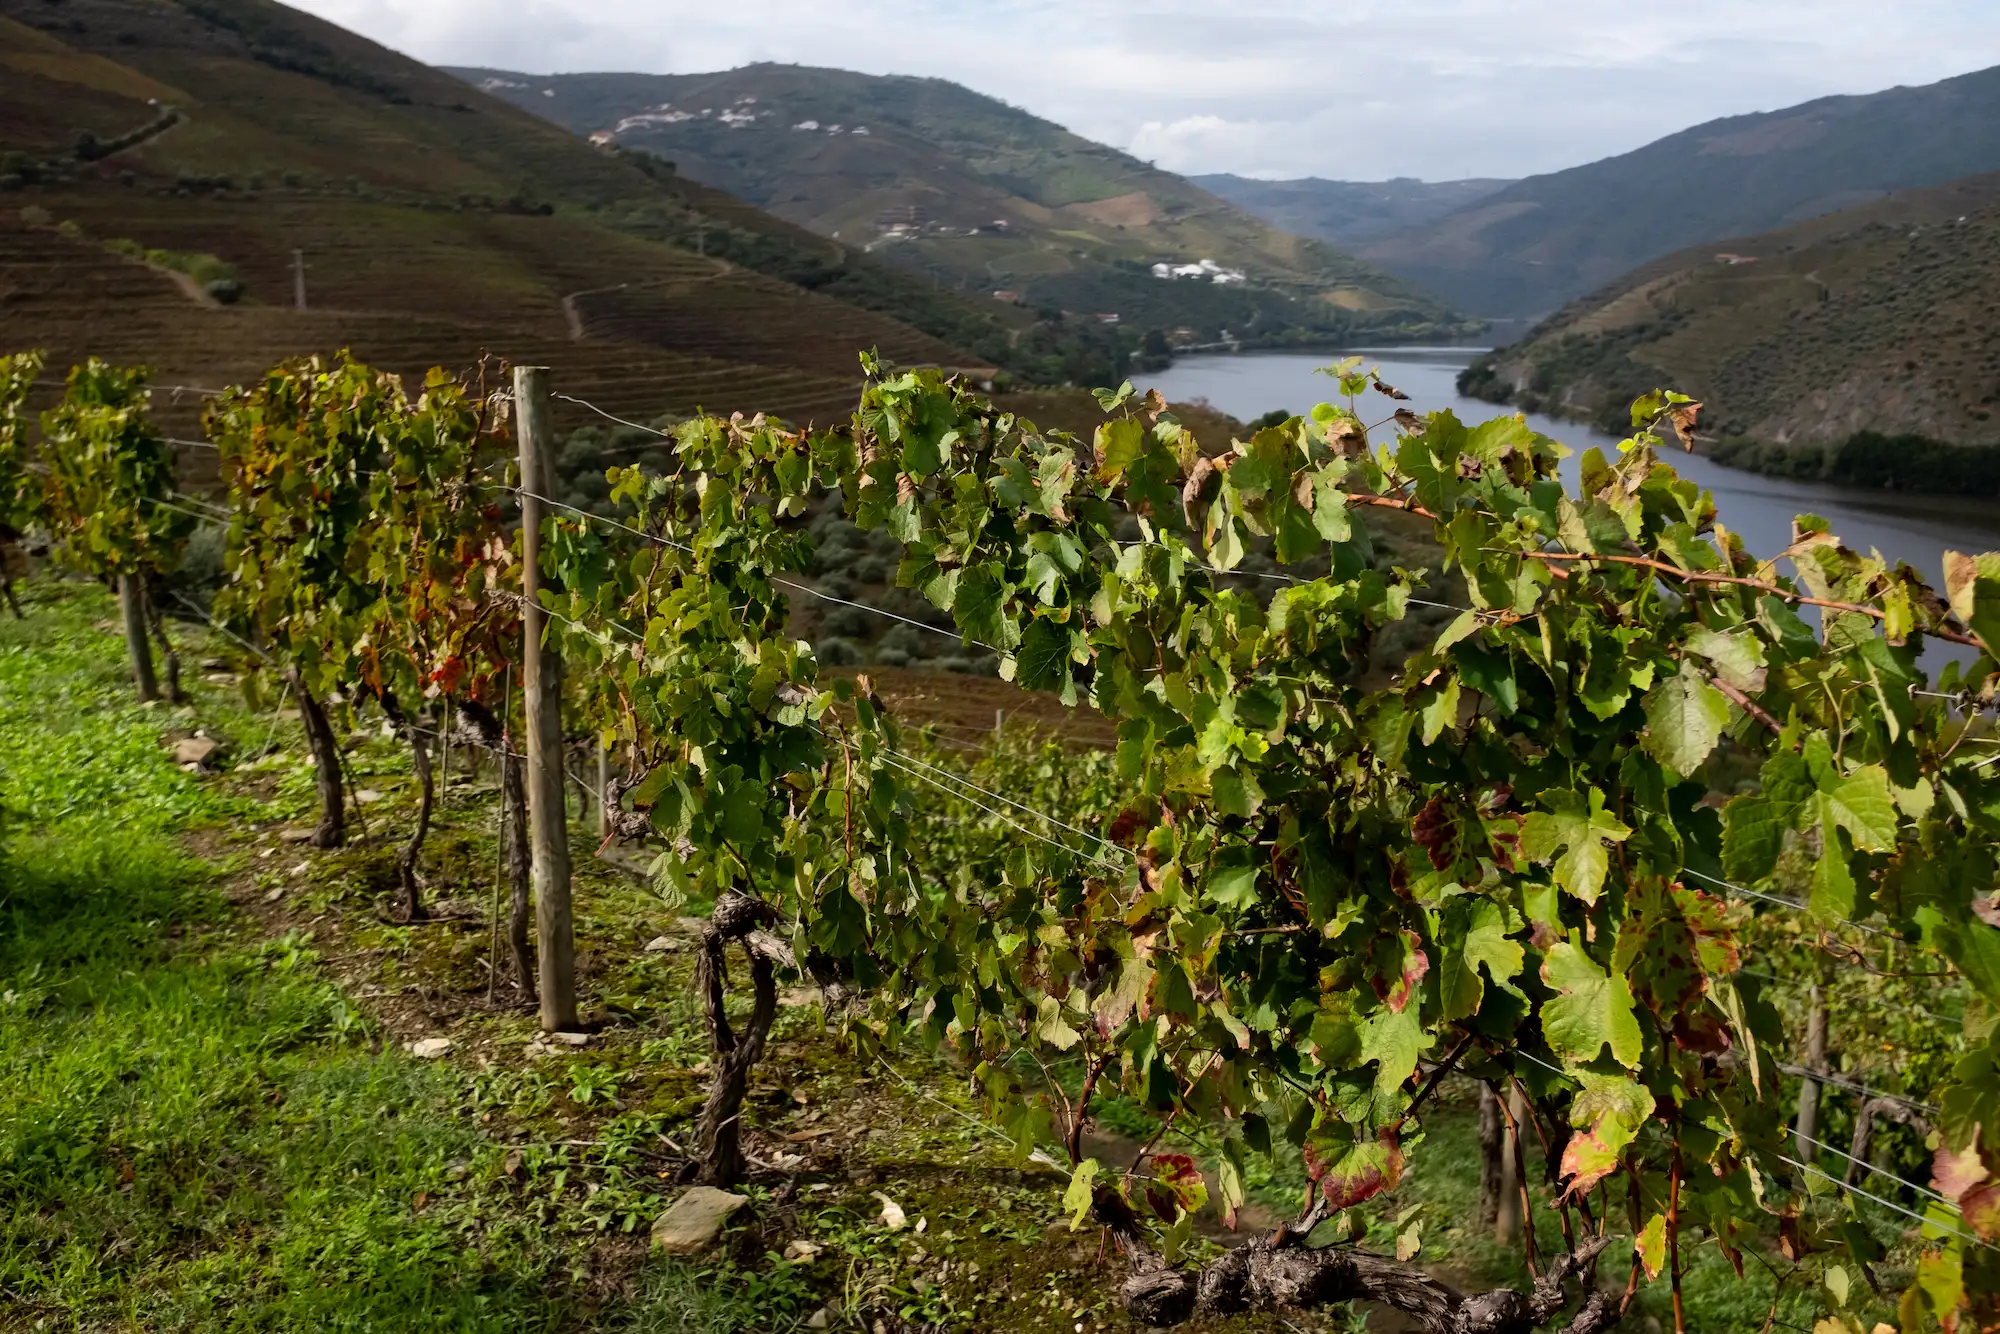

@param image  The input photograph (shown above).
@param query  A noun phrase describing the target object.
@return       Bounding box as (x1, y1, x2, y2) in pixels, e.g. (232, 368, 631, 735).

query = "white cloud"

(289, 0, 2000, 181)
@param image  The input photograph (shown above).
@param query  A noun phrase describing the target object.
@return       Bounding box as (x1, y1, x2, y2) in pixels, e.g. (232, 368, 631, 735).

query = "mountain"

(1458, 171, 2000, 487)
(1354, 64, 2000, 321)
(448, 64, 1480, 351)
(1189, 175, 1512, 247)
(0, 0, 1157, 445)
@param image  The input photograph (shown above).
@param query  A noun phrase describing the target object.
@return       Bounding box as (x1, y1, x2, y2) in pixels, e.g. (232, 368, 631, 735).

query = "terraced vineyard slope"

(1459, 171, 2000, 488)
(452, 63, 1479, 350)
(0, 0, 1110, 427)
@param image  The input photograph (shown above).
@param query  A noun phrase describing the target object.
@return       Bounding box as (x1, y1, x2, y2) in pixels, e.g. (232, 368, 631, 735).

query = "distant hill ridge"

(1353, 63, 2000, 320)
(1190, 175, 1513, 247)
(450, 63, 1479, 351)
(1458, 170, 2000, 489)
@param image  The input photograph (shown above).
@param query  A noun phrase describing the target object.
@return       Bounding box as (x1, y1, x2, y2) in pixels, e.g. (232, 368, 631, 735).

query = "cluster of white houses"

(1151, 258, 1246, 285)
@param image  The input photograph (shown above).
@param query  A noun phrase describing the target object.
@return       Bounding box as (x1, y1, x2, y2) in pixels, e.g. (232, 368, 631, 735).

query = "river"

(1140, 349, 2000, 584)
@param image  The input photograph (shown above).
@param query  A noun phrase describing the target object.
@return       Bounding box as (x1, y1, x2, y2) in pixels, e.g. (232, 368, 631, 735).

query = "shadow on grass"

(0, 831, 578, 1330)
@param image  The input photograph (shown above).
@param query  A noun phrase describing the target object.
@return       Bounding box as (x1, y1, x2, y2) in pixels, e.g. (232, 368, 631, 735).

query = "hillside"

(1354, 63, 2000, 321)
(0, 0, 1152, 441)
(449, 64, 1480, 351)
(1190, 174, 1512, 247)
(1458, 171, 2000, 485)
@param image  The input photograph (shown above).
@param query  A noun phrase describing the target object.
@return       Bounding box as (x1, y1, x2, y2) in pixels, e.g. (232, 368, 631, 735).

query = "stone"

(550, 1031, 591, 1047)
(676, 916, 709, 935)
(263, 885, 285, 903)
(277, 826, 316, 844)
(806, 1307, 834, 1330)
(407, 1037, 454, 1059)
(354, 788, 384, 805)
(650, 1186, 749, 1255)
(642, 935, 684, 953)
(872, 1191, 907, 1231)
(782, 1238, 824, 1262)
(779, 986, 820, 1008)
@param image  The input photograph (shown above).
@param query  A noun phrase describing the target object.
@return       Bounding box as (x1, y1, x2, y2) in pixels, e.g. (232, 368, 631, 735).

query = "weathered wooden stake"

(1795, 983, 1828, 1162)
(515, 366, 577, 1032)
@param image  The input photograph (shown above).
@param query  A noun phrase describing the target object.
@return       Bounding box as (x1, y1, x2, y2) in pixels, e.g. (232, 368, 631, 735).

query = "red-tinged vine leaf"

(1933, 1131, 1992, 1203)
(1560, 1072, 1652, 1195)
(1777, 1212, 1807, 1262)
(1635, 1211, 1667, 1279)
(1612, 880, 1738, 1043)
(1961, 1182, 2000, 1241)
(1304, 1124, 1404, 1211)
(1106, 806, 1152, 848)
(1152, 1153, 1207, 1216)
(1374, 928, 1430, 1013)
(1411, 797, 1456, 870)
(1146, 1184, 1180, 1224)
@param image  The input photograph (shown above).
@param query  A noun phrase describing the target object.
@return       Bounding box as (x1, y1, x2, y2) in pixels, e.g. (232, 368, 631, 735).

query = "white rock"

(355, 789, 384, 805)
(643, 935, 684, 953)
(263, 885, 285, 903)
(806, 1307, 834, 1330)
(872, 1191, 907, 1231)
(407, 1037, 454, 1059)
(650, 1186, 749, 1254)
(783, 1238, 824, 1262)
(277, 827, 316, 844)
(172, 736, 220, 767)
(550, 1031, 591, 1047)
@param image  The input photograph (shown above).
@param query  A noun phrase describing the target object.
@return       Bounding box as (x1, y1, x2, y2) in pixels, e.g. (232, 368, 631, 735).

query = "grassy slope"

(0, 0, 1102, 425)
(1457, 172, 2000, 465)
(1356, 63, 2000, 321)
(1189, 176, 1514, 248)
(448, 64, 1478, 348)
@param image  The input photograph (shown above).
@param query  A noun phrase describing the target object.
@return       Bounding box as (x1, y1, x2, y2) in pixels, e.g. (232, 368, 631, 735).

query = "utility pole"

(291, 249, 308, 311)
(514, 366, 577, 1032)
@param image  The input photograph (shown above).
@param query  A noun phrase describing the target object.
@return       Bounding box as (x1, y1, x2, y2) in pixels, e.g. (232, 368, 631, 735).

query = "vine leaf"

(1641, 662, 1732, 777)
(1635, 1211, 1668, 1279)
(1561, 1072, 1652, 1195)
(1520, 787, 1631, 905)
(1303, 1122, 1405, 1211)
(1439, 897, 1525, 1020)
(1064, 1158, 1101, 1230)
(1540, 940, 1643, 1069)
(1817, 765, 1899, 854)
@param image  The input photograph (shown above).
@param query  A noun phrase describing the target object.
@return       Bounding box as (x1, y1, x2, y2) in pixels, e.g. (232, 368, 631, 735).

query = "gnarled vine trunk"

(689, 893, 788, 1188)
(377, 692, 433, 921)
(143, 577, 184, 704)
(399, 726, 433, 921)
(118, 572, 158, 703)
(289, 668, 345, 849)
(1099, 1184, 1618, 1333)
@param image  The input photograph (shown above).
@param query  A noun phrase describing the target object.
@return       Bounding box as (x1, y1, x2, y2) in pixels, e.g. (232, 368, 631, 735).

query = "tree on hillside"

(38, 360, 192, 703)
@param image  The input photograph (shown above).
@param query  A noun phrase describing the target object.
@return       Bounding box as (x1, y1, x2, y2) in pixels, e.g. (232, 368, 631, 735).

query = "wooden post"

(292, 249, 308, 311)
(515, 366, 577, 1032)
(118, 572, 159, 702)
(1795, 984, 1828, 1162)
(1496, 1083, 1526, 1245)
(596, 740, 610, 839)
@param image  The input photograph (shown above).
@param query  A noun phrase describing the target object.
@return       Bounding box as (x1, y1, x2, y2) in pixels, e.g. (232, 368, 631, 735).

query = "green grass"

(0, 584, 802, 1331)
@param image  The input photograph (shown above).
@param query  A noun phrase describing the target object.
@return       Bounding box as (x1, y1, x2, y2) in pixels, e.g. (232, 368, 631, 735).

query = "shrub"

(815, 637, 863, 667)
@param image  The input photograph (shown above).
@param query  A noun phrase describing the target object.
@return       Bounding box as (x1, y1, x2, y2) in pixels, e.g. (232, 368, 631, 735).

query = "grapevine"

(5, 343, 1997, 1332)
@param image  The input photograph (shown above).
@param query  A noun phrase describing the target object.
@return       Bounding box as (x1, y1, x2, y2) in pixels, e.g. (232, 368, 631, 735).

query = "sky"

(292, 1, 2000, 181)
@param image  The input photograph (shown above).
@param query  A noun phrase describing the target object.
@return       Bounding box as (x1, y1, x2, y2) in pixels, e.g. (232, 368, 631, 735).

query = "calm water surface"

(1140, 349, 2000, 581)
